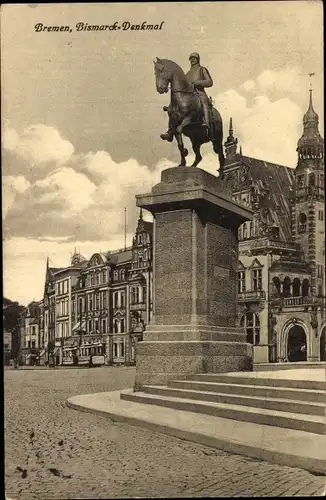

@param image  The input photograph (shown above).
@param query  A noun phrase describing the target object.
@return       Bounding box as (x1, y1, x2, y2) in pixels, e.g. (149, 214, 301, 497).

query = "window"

(113, 292, 119, 309)
(297, 175, 304, 188)
(309, 173, 315, 186)
(94, 320, 99, 333)
(249, 222, 253, 238)
(121, 318, 125, 333)
(88, 320, 92, 333)
(103, 292, 107, 308)
(318, 210, 324, 221)
(298, 213, 307, 233)
(238, 271, 246, 294)
(31, 340, 36, 348)
(241, 312, 260, 345)
(317, 265, 324, 278)
(121, 269, 125, 281)
(96, 294, 100, 310)
(121, 291, 125, 308)
(114, 270, 119, 281)
(252, 269, 262, 291)
(114, 319, 119, 333)
(238, 225, 243, 240)
(102, 270, 106, 283)
(28, 341, 31, 348)
(102, 319, 106, 333)
(113, 343, 118, 357)
(96, 272, 100, 285)
(243, 223, 248, 239)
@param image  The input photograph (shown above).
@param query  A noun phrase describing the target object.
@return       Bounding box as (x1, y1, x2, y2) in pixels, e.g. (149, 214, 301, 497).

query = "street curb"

(66, 397, 326, 475)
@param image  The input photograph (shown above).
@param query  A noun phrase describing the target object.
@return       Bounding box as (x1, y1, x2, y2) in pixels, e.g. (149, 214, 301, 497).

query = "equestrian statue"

(154, 53, 225, 177)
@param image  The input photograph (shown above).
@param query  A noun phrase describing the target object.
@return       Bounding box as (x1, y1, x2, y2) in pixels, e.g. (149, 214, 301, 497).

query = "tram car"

(78, 341, 106, 367)
(62, 346, 78, 366)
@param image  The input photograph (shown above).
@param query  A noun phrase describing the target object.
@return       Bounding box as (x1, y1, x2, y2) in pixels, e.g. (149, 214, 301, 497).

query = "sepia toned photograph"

(2, 1, 325, 498)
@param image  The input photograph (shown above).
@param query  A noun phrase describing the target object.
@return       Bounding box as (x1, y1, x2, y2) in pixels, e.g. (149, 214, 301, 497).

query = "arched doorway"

(287, 325, 307, 362)
(320, 328, 326, 362)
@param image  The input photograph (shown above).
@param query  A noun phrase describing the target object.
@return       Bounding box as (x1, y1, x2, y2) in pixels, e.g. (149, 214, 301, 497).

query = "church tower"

(292, 89, 324, 296)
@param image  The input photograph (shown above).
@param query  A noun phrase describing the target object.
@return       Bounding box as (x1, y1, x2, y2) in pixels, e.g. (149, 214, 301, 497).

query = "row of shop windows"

(62, 342, 125, 359)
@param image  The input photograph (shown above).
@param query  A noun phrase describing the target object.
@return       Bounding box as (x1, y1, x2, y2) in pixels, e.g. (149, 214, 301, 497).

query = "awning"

(53, 348, 60, 356)
(39, 350, 45, 357)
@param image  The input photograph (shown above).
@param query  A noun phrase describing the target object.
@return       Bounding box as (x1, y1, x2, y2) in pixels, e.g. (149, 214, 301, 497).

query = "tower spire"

(224, 117, 238, 163)
(228, 117, 233, 139)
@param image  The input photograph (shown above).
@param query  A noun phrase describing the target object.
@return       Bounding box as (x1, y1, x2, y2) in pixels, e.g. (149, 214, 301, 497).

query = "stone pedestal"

(134, 167, 254, 389)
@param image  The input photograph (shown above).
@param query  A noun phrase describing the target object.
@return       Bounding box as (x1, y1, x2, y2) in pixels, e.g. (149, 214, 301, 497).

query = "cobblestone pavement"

(5, 367, 326, 499)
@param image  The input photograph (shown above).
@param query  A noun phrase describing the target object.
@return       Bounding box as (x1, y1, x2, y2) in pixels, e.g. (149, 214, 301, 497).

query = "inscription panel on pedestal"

(155, 210, 192, 322)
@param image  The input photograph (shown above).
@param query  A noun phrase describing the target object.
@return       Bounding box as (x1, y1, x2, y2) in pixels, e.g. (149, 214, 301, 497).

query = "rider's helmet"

(189, 52, 200, 63)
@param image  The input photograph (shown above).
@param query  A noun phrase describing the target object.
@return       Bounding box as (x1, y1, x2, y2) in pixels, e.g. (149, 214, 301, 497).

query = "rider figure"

(160, 52, 213, 142)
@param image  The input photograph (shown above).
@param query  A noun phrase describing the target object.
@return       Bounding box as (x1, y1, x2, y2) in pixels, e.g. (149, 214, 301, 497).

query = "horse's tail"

(211, 108, 225, 178)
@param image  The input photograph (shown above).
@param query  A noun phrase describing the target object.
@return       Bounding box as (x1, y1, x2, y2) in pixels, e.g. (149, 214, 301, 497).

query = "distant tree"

(3, 298, 25, 358)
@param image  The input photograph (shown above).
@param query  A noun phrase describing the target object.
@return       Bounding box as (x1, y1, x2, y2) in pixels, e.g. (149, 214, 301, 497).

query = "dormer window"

(298, 213, 307, 233)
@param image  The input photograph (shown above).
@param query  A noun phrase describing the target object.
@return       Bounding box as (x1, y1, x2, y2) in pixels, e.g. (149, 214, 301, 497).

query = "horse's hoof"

(163, 106, 169, 112)
(183, 148, 188, 157)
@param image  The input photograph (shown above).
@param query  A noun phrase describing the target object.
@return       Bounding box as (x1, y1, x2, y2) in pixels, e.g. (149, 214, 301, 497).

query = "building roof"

(241, 155, 295, 241)
(110, 248, 133, 265)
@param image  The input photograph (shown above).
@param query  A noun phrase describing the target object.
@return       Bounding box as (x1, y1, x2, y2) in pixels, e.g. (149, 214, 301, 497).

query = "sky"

(2, 1, 324, 306)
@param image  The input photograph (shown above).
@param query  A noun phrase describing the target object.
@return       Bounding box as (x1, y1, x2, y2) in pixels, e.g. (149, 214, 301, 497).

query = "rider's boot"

(160, 130, 174, 142)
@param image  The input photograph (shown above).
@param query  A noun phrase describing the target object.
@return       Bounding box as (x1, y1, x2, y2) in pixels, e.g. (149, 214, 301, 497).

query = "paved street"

(5, 367, 326, 499)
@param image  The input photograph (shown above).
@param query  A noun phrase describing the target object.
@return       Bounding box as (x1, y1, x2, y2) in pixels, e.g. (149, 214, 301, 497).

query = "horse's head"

(154, 57, 171, 94)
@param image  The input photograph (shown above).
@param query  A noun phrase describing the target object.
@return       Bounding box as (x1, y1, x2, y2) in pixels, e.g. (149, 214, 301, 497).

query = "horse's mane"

(160, 59, 185, 76)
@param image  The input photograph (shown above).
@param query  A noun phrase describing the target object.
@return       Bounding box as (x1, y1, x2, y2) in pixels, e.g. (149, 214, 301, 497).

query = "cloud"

(3, 124, 74, 170)
(2, 175, 31, 217)
(215, 86, 302, 166)
(3, 127, 171, 241)
(241, 80, 256, 92)
(3, 236, 134, 305)
(256, 67, 303, 94)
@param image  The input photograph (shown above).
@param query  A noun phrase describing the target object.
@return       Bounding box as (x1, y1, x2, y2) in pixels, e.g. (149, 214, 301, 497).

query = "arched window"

(272, 277, 281, 297)
(293, 278, 301, 297)
(283, 276, 292, 298)
(240, 312, 260, 345)
(309, 173, 315, 186)
(121, 318, 125, 333)
(298, 213, 307, 233)
(302, 279, 309, 297)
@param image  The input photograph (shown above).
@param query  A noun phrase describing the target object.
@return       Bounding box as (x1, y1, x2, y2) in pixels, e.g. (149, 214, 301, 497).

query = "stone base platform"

(134, 325, 253, 389)
(67, 368, 326, 475)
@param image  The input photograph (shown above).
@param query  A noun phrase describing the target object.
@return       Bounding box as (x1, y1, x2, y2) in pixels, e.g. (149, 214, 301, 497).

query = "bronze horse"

(154, 57, 225, 177)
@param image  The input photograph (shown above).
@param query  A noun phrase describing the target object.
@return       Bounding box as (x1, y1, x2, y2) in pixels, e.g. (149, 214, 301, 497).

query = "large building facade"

(223, 91, 325, 364)
(19, 91, 325, 366)
(40, 211, 153, 366)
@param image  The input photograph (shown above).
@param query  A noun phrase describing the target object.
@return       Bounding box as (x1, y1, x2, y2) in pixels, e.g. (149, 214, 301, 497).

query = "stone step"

(169, 379, 326, 403)
(188, 373, 326, 391)
(121, 391, 326, 435)
(142, 385, 325, 416)
(68, 390, 326, 475)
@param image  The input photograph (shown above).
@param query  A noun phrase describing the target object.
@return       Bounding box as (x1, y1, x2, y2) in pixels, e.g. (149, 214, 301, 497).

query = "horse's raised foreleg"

(190, 140, 203, 168)
(175, 132, 188, 167)
(176, 115, 193, 135)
